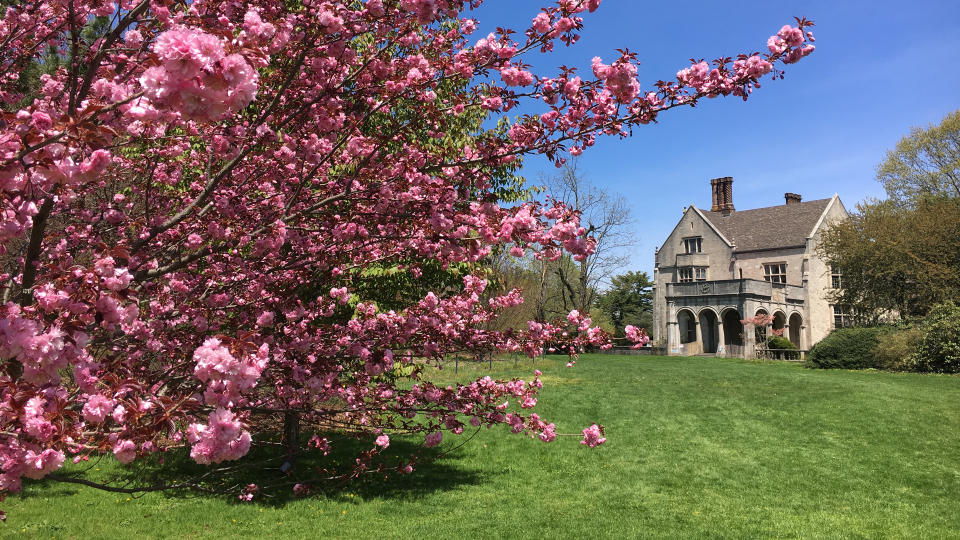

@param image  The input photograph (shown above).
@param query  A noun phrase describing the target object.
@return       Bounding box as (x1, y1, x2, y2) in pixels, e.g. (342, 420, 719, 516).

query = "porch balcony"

(665, 278, 805, 302)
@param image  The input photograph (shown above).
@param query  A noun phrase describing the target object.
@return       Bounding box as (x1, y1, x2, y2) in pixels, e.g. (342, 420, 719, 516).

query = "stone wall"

(653, 206, 732, 342)
(804, 196, 849, 345)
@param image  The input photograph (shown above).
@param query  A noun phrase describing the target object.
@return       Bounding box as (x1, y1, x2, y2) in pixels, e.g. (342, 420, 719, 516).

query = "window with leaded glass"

(832, 305, 852, 329)
(831, 265, 842, 289)
(678, 267, 706, 283)
(763, 263, 787, 284)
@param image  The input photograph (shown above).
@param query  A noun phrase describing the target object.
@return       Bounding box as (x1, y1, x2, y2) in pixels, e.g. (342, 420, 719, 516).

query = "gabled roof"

(656, 206, 733, 259)
(700, 197, 834, 253)
(689, 206, 733, 247)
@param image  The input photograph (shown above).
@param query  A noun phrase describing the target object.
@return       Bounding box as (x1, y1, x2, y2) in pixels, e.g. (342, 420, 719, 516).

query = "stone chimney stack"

(710, 177, 735, 215)
(784, 192, 802, 205)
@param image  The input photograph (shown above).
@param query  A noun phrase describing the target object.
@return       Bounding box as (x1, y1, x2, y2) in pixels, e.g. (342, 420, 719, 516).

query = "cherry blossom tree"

(0, 0, 814, 505)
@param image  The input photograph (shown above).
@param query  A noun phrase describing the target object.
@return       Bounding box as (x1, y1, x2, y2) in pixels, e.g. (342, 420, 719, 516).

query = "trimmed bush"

(806, 327, 889, 369)
(766, 336, 797, 350)
(873, 325, 924, 371)
(913, 302, 960, 373)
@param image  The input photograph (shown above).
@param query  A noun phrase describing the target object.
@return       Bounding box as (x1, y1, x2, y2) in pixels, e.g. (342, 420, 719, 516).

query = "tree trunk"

(577, 259, 589, 313)
(283, 410, 300, 467)
(534, 260, 548, 323)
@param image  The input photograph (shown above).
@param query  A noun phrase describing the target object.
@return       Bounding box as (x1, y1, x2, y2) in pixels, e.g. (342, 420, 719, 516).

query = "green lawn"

(7, 355, 960, 538)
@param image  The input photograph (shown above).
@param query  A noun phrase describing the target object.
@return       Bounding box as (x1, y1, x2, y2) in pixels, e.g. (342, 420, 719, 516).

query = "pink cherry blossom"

(113, 440, 137, 464)
(424, 431, 443, 447)
(82, 394, 116, 424)
(186, 408, 253, 465)
(777, 24, 805, 47)
(581, 424, 606, 448)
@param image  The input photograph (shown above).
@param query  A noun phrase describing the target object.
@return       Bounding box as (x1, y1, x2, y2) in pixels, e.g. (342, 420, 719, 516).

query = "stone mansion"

(652, 177, 849, 357)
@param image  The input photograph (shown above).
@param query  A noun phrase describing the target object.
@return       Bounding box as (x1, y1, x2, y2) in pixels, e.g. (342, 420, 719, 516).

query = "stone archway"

(772, 311, 786, 340)
(754, 308, 769, 343)
(721, 308, 743, 357)
(677, 309, 697, 345)
(698, 309, 719, 354)
(789, 312, 803, 347)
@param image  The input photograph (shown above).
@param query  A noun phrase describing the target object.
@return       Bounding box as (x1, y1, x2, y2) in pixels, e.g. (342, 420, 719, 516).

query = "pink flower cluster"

(82, 394, 115, 424)
(733, 55, 773, 79)
(25, 146, 112, 191)
(501, 66, 535, 87)
(22, 397, 54, 442)
(624, 325, 650, 349)
(21, 448, 64, 480)
(400, 0, 441, 24)
(424, 431, 443, 447)
(112, 439, 137, 464)
(581, 424, 606, 448)
(140, 28, 258, 122)
(560, 0, 601, 12)
(193, 338, 270, 406)
(0, 304, 78, 386)
(186, 408, 253, 465)
(0, 438, 64, 492)
(591, 56, 640, 103)
(241, 10, 277, 45)
(767, 25, 815, 63)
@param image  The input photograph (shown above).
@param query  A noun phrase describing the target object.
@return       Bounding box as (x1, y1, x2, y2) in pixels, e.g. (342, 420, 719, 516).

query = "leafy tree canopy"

(877, 110, 960, 206)
(595, 271, 653, 339)
(818, 197, 960, 319)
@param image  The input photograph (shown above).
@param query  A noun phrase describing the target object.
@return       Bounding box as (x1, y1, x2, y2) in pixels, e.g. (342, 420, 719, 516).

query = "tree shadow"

(24, 434, 487, 507)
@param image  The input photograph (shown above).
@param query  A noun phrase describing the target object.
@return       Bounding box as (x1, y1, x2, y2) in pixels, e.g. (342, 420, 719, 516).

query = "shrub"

(766, 336, 797, 350)
(913, 302, 960, 373)
(806, 327, 889, 369)
(873, 325, 924, 371)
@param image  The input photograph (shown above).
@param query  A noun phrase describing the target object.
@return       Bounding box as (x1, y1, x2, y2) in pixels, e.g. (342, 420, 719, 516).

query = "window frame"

(678, 266, 707, 283)
(832, 304, 852, 329)
(831, 265, 843, 289)
(763, 262, 787, 284)
(682, 236, 702, 254)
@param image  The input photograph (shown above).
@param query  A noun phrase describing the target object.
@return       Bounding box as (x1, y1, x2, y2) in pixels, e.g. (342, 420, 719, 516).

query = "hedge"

(806, 327, 888, 370)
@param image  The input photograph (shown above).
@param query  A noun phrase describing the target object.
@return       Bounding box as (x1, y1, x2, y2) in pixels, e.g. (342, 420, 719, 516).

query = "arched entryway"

(698, 309, 719, 354)
(772, 311, 786, 339)
(754, 308, 769, 343)
(677, 309, 697, 345)
(721, 308, 743, 356)
(788, 312, 803, 347)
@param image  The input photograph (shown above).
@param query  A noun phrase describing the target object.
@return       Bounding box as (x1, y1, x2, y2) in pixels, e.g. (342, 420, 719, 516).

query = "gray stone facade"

(652, 178, 848, 358)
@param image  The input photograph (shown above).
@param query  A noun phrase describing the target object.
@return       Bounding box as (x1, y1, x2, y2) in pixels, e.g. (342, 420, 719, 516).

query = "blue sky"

(471, 0, 960, 278)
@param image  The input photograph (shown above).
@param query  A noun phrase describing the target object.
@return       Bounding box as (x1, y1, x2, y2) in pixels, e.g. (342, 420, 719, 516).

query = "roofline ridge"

(807, 194, 841, 239)
(690, 205, 734, 247)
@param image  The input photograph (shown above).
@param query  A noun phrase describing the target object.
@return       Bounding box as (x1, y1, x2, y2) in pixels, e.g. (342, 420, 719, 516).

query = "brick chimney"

(784, 192, 802, 205)
(710, 177, 735, 215)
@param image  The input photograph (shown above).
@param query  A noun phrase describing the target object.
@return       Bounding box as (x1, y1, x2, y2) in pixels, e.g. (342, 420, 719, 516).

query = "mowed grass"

(7, 355, 960, 538)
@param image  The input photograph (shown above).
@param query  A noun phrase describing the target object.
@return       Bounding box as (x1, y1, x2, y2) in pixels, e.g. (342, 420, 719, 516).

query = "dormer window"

(683, 237, 702, 254)
(763, 263, 787, 284)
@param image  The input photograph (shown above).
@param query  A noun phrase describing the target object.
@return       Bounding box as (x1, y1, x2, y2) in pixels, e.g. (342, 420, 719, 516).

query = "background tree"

(595, 270, 653, 339)
(818, 197, 960, 319)
(823, 110, 960, 321)
(876, 110, 960, 206)
(537, 161, 634, 316)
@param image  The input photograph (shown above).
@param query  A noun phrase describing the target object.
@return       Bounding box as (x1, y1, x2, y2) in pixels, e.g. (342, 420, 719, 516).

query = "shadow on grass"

(23, 434, 485, 507)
